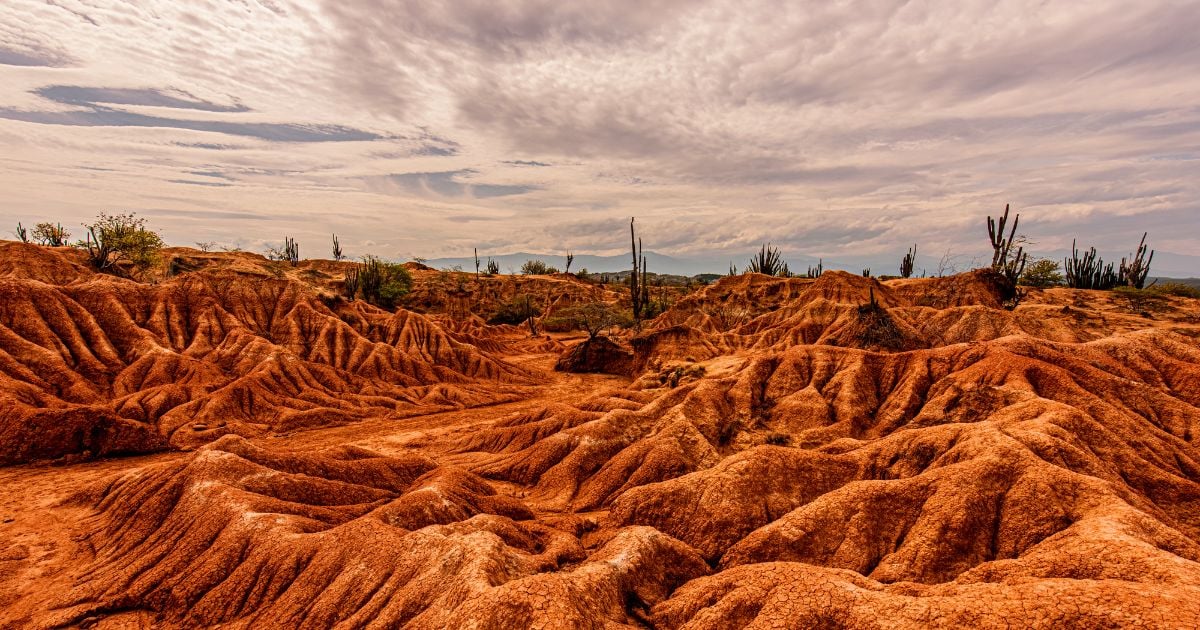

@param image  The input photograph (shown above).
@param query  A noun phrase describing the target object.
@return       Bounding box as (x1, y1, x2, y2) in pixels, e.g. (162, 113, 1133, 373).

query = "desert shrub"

(357, 255, 411, 308)
(545, 302, 631, 338)
(1149, 282, 1200, 299)
(765, 433, 791, 446)
(81, 212, 164, 274)
(32, 222, 70, 246)
(1112, 286, 1168, 314)
(520, 259, 558, 275)
(1020, 259, 1064, 288)
(488, 295, 540, 325)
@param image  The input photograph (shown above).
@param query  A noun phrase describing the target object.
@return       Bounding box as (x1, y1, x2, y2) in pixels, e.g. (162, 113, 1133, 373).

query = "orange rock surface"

(1, 241, 1198, 628)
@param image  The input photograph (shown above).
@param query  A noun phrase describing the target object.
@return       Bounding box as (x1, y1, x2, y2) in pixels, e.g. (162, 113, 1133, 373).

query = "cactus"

(862, 268, 871, 278)
(15, 222, 27, 243)
(332, 235, 344, 261)
(343, 263, 360, 298)
(806, 259, 823, 279)
(630, 218, 649, 325)
(1063, 240, 1119, 289)
(747, 243, 787, 276)
(900, 244, 916, 278)
(485, 258, 499, 276)
(987, 205, 1027, 287)
(282, 236, 299, 266)
(1118, 233, 1153, 289)
(565, 252, 574, 274)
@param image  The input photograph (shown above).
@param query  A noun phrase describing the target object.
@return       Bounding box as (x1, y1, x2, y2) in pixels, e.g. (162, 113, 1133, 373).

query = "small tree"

(1020, 259, 1064, 288)
(82, 212, 164, 274)
(32, 222, 70, 246)
(195, 241, 216, 252)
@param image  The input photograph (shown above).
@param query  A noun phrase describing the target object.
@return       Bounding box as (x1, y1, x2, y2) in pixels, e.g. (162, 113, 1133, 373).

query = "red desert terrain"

(2, 240, 1199, 628)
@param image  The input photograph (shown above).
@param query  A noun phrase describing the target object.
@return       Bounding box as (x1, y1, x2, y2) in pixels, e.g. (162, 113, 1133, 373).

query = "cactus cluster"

(1064, 233, 1154, 290)
(987, 204, 1027, 286)
(900, 244, 916, 278)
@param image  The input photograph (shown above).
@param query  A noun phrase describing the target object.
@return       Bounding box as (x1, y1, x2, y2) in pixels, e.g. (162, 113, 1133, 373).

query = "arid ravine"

(1, 241, 1199, 628)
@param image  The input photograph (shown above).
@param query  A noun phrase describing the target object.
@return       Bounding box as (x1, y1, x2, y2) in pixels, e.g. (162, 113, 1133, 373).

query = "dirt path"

(0, 352, 624, 628)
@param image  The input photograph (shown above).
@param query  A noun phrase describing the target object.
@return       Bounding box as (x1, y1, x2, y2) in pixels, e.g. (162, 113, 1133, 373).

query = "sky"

(1, 0, 1198, 272)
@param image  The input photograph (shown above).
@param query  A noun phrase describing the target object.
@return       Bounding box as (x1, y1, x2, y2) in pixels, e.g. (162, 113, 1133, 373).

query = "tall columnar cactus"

(474, 248, 480, 278)
(15, 222, 27, 243)
(900, 244, 916, 278)
(1118, 232, 1154, 289)
(343, 263, 361, 298)
(806, 259, 823, 279)
(331, 234, 344, 261)
(987, 204, 1027, 286)
(284, 236, 299, 266)
(630, 218, 649, 325)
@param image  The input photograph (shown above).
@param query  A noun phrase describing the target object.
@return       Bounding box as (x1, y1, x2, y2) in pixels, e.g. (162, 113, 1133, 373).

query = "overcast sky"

(1, 0, 1198, 268)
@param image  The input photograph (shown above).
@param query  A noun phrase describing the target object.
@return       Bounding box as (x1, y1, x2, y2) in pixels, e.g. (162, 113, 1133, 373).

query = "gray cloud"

(0, 44, 75, 67)
(0, 104, 385, 143)
(167, 179, 234, 187)
(374, 169, 536, 198)
(35, 86, 250, 112)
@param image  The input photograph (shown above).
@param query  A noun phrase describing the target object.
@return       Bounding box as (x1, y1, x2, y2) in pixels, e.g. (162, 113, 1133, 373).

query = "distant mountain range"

(426, 248, 1200, 279)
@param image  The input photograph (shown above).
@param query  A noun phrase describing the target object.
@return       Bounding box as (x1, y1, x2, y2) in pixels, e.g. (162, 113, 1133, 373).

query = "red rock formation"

(2, 244, 1199, 628)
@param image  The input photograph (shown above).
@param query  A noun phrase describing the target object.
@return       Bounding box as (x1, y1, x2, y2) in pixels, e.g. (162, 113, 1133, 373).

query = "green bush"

(357, 255, 411, 308)
(32, 222, 70, 246)
(81, 212, 164, 274)
(520, 259, 558, 275)
(1020, 259, 1064, 288)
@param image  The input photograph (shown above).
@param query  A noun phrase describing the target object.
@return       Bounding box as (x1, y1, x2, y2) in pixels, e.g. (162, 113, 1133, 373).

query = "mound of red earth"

(0, 242, 533, 465)
(3, 250, 1200, 628)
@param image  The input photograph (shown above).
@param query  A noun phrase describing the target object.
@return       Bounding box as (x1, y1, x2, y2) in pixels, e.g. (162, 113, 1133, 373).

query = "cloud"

(35, 86, 249, 112)
(166, 178, 234, 187)
(373, 169, 536, 198)
(0, 44, 75, 67)
(0, 103, 386, 143)
(1, 0, 1199, 271)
